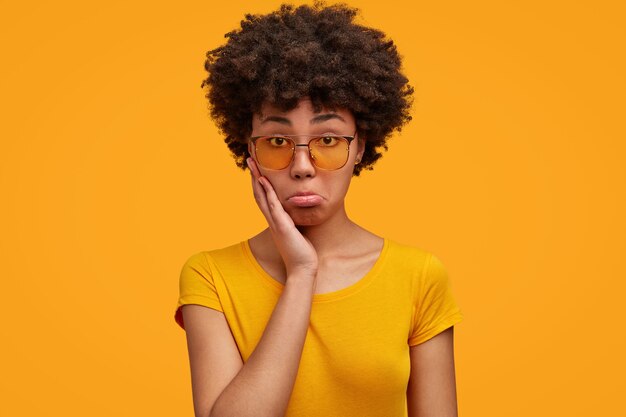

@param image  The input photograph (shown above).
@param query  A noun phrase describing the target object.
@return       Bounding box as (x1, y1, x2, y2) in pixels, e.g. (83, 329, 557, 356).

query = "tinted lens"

(255, 137, 295, 169)
(310, 136, 350, 170)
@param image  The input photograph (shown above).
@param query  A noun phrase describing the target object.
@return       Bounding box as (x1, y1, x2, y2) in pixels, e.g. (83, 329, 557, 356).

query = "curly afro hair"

(201, 1, 414, 176)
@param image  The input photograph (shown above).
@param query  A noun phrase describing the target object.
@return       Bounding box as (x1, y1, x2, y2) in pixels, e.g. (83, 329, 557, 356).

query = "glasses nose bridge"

(291, 141, 315, 164)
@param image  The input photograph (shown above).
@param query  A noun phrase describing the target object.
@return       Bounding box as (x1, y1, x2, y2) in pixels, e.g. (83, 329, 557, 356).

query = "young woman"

(174, 3, 464, 417)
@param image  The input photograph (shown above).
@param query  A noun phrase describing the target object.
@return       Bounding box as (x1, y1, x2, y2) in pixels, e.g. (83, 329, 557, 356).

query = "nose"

(290, 144, 316, 179)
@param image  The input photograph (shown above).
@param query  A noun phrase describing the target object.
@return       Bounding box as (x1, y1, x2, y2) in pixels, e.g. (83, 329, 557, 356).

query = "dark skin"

(245, 98, 459, 416)
(187, 6, 446, 416)
(180, 97, 458, 417)
(245, 98, 383, 294)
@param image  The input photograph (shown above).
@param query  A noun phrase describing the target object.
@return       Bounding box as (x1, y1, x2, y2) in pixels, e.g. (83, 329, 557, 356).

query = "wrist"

(285, 271, 317, 291)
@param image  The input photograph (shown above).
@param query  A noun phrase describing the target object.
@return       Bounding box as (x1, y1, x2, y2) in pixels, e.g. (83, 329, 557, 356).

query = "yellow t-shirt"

(174, 238, 464, 416)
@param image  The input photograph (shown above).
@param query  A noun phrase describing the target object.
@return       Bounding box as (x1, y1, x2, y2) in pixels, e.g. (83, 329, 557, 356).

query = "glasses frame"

(249, 131, 358, 171)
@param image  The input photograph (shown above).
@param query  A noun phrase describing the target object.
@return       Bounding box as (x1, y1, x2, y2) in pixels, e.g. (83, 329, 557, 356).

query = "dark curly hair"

(201, 1, 414, 176)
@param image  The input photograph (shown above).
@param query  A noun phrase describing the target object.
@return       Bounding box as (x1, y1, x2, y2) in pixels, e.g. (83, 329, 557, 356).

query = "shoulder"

(382, 239, 454, 292)
(182, 241, 246, 266)
(384, 238, 434, 270)
(186, 239, 268, 283)
(179, 241, 250, 283)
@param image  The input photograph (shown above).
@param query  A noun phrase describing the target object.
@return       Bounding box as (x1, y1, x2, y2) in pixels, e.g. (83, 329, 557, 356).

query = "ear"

(356, 136, 365, 163)
(248, 140, 255, 158)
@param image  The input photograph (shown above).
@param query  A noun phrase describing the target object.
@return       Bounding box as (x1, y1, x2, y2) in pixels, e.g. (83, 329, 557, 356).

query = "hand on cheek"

(246, 157, 318, 278)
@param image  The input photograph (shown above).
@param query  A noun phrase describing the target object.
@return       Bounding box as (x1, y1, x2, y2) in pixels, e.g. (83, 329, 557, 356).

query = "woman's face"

(248, 98, 365, 227)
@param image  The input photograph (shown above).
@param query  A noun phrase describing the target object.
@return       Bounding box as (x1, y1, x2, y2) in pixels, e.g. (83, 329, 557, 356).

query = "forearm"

(209, 275, 314, 417)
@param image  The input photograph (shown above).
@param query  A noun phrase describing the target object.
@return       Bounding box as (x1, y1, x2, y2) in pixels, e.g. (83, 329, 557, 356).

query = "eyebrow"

(260, 113, 346, 125)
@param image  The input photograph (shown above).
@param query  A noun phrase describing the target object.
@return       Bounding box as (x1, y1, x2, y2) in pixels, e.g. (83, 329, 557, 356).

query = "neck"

(256, 201, 366, 260)
(295, 203, 361, 258)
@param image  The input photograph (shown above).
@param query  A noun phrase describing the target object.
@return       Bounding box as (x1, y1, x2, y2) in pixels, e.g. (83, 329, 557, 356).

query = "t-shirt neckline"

(240, 237, 390, 302)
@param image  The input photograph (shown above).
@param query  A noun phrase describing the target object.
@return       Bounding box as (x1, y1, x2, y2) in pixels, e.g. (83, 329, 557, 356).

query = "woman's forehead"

(255, 98, 352, 122)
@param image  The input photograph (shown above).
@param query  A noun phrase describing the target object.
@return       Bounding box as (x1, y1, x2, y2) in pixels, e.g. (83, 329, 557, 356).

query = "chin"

(288, 207, 326, 227)
(293, 219, 322, 227)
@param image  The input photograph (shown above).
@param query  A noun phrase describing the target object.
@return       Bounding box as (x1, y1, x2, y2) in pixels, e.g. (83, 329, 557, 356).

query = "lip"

(287, 191, 323, 207)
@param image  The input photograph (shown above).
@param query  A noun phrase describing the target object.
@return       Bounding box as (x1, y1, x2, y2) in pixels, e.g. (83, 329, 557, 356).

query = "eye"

(267, 137, 290, 147)
(316, 136, 339, 147)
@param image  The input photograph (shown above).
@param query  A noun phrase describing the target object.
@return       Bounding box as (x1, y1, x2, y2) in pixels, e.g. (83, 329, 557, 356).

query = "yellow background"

(1, 0, 624, 415)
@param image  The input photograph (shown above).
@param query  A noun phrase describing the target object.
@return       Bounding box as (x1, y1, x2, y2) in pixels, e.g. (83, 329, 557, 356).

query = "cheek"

(325, 173, 354, 201)
(261, 174, 288, 200)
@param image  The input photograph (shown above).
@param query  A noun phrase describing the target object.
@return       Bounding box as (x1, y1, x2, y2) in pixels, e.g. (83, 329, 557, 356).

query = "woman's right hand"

(247, 157, 319, 282)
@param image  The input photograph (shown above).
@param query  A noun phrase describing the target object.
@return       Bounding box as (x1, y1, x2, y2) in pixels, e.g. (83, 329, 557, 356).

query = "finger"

(249, 160, 275, 228)
(249, 157, 281, 223)
(258, 176, 294, 229)
(247, 157, 262, 180)
(248, 157, 294, 231)
(252, 179, 275, 228)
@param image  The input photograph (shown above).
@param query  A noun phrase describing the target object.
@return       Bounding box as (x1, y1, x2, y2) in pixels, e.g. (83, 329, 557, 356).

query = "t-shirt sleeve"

(408, 253, 464, 346)
(174, 251, 224, 330)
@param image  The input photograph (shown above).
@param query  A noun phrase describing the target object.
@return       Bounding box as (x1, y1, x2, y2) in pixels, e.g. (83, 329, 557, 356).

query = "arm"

(407, 326, 459, 417)
(182, 305, 242, 417)
(183, 274, 314, 417)
(184, 157, 318, 417)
